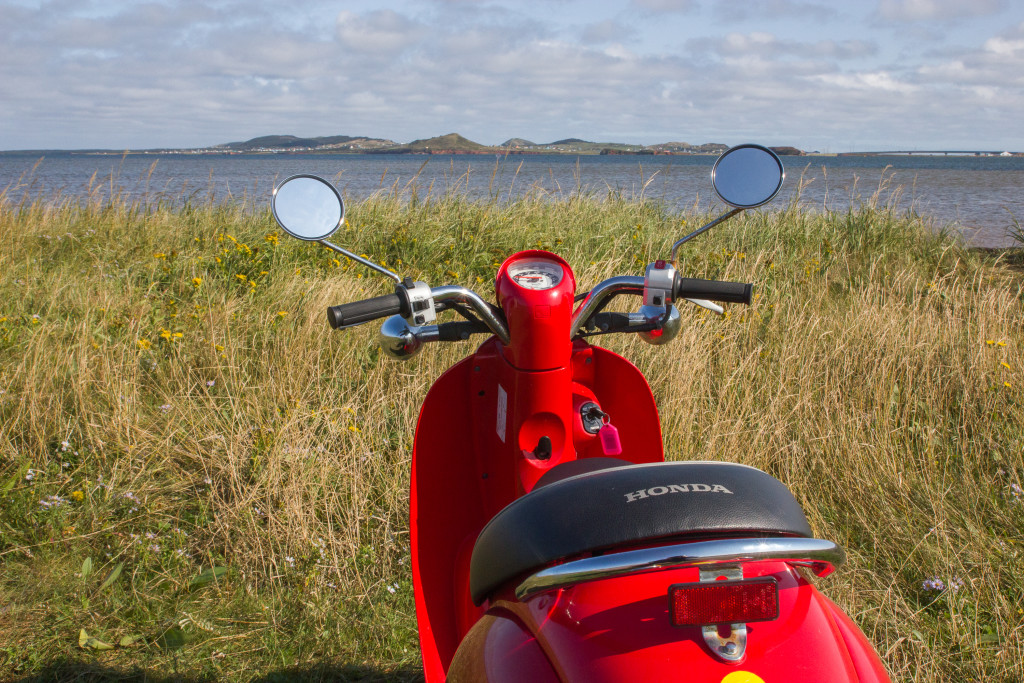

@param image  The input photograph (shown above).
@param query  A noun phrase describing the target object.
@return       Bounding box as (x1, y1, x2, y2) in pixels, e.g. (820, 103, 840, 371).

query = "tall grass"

(0, 184, 1022, 681)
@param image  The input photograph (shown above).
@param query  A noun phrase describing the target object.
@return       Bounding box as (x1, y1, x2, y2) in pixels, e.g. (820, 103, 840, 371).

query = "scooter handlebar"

(327, 292, 406, 329)
(674, 276, 752, 305)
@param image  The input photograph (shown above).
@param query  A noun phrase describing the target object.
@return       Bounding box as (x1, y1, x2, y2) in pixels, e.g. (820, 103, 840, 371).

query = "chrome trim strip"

(431, 285, 511, 345)
(515, 537, 845, 601)
(569, 276, 645, 340)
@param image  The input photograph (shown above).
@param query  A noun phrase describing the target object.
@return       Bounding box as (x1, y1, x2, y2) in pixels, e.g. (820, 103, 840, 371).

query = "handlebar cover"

(674, 276, 752, 305)
(327, 292, 406, 329)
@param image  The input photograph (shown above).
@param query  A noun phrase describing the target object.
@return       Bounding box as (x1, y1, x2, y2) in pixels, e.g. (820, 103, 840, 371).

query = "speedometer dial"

(508, 260, 564, 290)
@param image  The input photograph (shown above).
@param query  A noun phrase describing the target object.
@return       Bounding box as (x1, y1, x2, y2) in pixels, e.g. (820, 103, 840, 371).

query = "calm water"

(2, 152, 1022, 246)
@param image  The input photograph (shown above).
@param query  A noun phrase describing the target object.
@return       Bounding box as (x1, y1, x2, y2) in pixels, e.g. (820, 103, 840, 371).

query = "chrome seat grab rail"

(514, 537, 845, 602)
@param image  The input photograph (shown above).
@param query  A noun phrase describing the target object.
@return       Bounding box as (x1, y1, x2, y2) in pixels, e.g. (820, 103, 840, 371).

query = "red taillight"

(669, 577, 778, 627)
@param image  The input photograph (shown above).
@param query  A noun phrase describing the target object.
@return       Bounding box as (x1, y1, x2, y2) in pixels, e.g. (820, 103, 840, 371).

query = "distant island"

(0, 132, 809, 157)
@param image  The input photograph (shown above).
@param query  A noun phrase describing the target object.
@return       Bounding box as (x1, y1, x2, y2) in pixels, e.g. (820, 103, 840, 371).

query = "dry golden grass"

(0, 187, 1022, 680)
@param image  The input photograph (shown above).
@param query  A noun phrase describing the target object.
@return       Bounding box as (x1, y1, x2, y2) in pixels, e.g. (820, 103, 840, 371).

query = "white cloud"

(582, 19, 636, 44)
(0, 1, 1022, 150)
(875, 0, 1006, 22)
(630, 0, 697, 14)
(714, 0, 838, 22)
(814, 71, 919, 93)
(335, 10, 425, 54)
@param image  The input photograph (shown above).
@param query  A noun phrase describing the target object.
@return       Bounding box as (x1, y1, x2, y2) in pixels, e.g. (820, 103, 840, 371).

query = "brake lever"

(685, 298, 725, 316)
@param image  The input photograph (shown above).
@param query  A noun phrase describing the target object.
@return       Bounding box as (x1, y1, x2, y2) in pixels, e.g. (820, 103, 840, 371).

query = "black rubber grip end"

(674, 276, 753, 305)
(327, 293, 404, 329)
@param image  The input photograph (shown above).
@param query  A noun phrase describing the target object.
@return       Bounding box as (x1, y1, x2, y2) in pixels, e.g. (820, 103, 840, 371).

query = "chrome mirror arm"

(319, 239, 402, 284)
(669, 207, 742, 267)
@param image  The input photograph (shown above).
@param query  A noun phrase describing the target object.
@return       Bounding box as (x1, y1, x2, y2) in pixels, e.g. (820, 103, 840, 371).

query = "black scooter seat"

(469, 460, 813, 605)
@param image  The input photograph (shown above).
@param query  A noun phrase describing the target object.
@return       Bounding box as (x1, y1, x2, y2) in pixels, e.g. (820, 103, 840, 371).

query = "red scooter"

(271, 145, 891, 682)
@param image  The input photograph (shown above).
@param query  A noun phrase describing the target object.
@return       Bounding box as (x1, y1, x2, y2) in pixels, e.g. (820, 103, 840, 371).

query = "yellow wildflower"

(347, 425, 360, 433)
(235, 274, 247, 281)
(277, 311, 288, 317)
(1005, 382, 1013, 388)
(998, 341, 1007, 347)
(214, 344, 224, 352)
(265, 233, 279, 245)
(171, 332, 183, 339)
(159, 329, 171, 341)
(153, 253, 166, 259)
(215, 257, 222, 264)
(1001, 362, 1012, 370)
(70, 490, 84, 502)
(191, 277, 202, 288)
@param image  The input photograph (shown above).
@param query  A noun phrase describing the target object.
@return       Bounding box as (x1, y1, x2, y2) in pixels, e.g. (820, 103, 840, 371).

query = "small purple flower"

(922, 577, 945, 591)
(39, 494, 68, 509)
(159, 404, 172, 412)
(1010, 483, 1023, 502)
(206, 380, 215, 387)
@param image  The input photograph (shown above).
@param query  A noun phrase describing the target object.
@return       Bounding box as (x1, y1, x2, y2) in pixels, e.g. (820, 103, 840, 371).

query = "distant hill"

(1, 133, 795, 157)
(218, 134, 394, 151)
(501, 138, 536, 148)
(398, 133, 488, 153)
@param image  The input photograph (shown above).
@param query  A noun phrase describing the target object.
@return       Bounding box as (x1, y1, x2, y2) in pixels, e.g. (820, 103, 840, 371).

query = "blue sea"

(1, 152, 1021, 247)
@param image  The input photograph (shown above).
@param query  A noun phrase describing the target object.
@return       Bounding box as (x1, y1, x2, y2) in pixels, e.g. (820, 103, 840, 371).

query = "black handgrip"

(588, 312, 632, 332)
(674, 277, 752, 305)
(437, 321, 488, 341)
(327, 293, 404, 329)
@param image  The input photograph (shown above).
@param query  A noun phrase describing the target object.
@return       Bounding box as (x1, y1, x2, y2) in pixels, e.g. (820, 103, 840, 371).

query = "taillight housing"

(669, 577, 779, 627)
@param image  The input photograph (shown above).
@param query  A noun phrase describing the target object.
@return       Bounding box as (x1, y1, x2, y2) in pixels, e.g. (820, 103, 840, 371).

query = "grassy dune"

(0, 184, 1022, 681)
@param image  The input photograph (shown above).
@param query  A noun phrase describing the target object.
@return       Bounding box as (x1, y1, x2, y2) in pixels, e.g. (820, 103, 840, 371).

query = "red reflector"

(669, 578, 778, 627)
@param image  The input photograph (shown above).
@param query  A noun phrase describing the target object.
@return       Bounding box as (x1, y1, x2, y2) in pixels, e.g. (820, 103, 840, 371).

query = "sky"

(1, 0, 1022, 152)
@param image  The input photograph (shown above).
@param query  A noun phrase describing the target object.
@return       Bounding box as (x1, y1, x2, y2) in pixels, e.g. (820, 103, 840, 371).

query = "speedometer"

(508, 260, 564, 290)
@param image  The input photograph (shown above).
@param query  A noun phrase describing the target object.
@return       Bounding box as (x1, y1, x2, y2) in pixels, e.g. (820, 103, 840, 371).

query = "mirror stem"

(670, 207, 743, 266)
(320, 239, 402, 283)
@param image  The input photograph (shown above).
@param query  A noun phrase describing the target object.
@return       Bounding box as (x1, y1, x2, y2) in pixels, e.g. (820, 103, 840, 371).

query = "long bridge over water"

(837, 150, 1018, 157)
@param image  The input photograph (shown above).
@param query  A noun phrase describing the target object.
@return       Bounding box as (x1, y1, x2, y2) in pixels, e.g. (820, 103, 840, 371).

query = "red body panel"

(447, 612, 561, 683)
(449, 562, 887, 682)
(411, 338, 666, 679)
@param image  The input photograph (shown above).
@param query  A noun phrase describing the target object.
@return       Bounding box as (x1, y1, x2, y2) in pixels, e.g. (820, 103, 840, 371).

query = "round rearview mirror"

(271, 175, 345, 241)
(711, 144, 785, 209)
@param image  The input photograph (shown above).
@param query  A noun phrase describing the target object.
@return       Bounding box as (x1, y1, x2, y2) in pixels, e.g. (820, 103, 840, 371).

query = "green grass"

(1, 184, 1022, 681)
